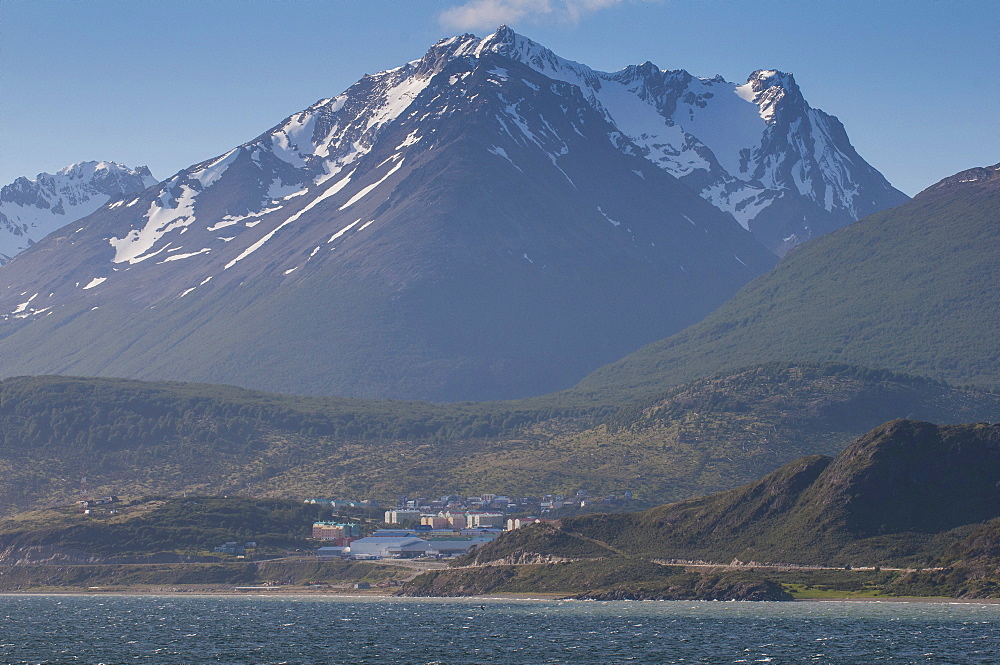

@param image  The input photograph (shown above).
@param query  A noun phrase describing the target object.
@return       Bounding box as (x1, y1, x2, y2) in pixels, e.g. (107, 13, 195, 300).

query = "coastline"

(1, 586, 998, 604)
(797, 595, 1000, 605)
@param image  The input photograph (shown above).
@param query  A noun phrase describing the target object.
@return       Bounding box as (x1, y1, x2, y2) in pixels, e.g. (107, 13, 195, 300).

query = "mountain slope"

(0, 29, 782, 401)
(1, 365, 997, 515)
(537, 420, 1000, 567)
(0, 161, 155, 264)
(572, 163, 1000, 404)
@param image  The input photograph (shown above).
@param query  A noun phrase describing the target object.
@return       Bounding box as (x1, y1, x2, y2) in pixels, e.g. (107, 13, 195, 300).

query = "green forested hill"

(554, 421, 1000, 568)
(461, 420, 1000, 569)
(569, 164, 1000, 405)
(441, 420, 1000, 599)
(1, 365, 997, 514)
(0, 375, 591, 512)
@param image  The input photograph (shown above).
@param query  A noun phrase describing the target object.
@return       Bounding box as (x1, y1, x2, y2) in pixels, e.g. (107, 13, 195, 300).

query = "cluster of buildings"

(389, 489, 633, 518)
(77, 495, 121, 516)
(311, 515, 561, 562)
(302, 489, 634, 562)
(384, 508, 505, 529)
(311, 521, 361, 545)
(214, 541, 256, 556)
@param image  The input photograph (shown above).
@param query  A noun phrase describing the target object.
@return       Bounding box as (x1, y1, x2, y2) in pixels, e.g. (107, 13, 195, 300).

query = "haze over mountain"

(0, 162, 155, 264)
(573, 163, 1000, 404)
(0, 28, 904, 401)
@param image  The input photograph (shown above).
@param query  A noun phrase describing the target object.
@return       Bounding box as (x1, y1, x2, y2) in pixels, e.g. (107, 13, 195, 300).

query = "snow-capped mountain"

(468, 28, 907, 254)
(0, 28, 900, 401)
(0, 161, 156, 264)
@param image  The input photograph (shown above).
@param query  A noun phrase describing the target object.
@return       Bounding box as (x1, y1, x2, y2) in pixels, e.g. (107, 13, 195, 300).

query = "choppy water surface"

(1, 595, 998, 664)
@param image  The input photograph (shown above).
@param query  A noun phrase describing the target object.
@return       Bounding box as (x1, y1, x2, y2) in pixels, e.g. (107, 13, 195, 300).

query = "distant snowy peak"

(2, 161, 155, 209)
(0, 161, 155, 263)
(431, 26, 907, 253)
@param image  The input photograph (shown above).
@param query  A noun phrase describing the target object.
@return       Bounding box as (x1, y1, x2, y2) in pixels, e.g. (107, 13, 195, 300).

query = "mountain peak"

(748, 69, 798, 90)
(52, 160, 154, 183)
(493, 23, 515, 41)
(734, 69, 803, 123)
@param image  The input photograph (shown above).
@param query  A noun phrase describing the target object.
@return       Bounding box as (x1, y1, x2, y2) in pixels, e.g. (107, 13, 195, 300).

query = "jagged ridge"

(0, 161, 155, 264)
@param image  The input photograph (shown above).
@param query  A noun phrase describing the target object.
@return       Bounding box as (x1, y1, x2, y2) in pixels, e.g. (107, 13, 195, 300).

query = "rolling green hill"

(1, 366, 997, 515)
(443, 420, 1000, 598)
(0, 496, 407, 591)
(569, 163, 1000, 405)
(524, 420, 1000, 569)
(0, 497, 320, 560)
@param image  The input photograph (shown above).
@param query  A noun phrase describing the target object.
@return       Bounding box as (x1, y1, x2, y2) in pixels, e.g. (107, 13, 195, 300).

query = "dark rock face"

(571, 574, 793, 601)
(801, 420, 1000, 536)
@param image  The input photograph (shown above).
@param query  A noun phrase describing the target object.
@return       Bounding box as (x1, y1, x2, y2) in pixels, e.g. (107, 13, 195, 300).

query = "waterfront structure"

(348, 535, 429, 559)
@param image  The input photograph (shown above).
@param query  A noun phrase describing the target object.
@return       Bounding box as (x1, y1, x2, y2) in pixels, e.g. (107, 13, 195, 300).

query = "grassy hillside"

(0, 375, 596, 513)
(543, 421, 1000, 569)
(437, 420, 1000, 598)
(0, 497, 331, 560)
(1, 367, 998, 514)
(570, 164, 1000, 404)
(401, 559, 791, 601)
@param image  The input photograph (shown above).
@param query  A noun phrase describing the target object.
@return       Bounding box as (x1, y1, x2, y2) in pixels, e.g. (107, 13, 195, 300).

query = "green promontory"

(417, 420, 1000, 599)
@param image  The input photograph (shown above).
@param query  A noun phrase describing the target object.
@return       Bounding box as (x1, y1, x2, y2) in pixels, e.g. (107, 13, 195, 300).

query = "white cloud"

(439, 0, 628, 32)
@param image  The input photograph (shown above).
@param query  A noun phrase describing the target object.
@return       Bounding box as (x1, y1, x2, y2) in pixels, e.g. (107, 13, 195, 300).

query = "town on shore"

(200, 490, 634, 562)
(304, 489, 633, 561)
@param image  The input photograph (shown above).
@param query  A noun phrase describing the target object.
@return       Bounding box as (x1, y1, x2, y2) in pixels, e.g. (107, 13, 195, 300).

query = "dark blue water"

(1, 594, 997, 664)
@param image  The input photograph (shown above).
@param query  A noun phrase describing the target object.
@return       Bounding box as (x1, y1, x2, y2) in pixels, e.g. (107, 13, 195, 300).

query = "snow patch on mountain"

(222, 167, 361, 271)
(189, 150, 239, 188)
(12, 293, 38, 312)
(339, 158, 404, 211)
(109, 184, 198, 264)
(488, 146, 521, 171)
(328, 218, 364, 244)
(82, 277, 107, 289)
(160, 248, 211, 263)
(597, 206, 621, 227)
(271, 112, 318, 168)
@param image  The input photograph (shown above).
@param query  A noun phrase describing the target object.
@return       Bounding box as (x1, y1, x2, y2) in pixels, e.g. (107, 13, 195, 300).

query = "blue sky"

(2, 0, 996, 195)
